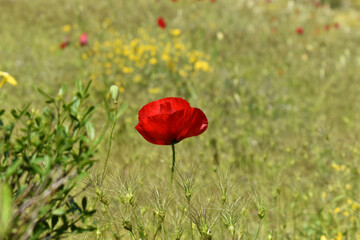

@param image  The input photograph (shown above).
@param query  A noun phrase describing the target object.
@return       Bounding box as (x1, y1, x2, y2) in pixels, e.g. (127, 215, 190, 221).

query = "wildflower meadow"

(2, 0, 360, 239)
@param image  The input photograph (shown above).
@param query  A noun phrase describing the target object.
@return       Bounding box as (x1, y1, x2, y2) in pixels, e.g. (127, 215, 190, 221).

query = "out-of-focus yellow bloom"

(122, 67, 134, 74)
(0, 71, 17, 88)
(62, 24, 71, 32)
(320, 235, 327, 240)
(82, 53, 88, 60)
(335, 231, 342, 240)
(332, 163, 340, 171)
(179, 70, 188, 78)
(171, 29, 181, 37)
(333, 207, 341, 214)
(345, 184, 352, 190)
(194, 60, 210, 72)
(162, 54, 170, 62)
(175, 43, 185, 51)
(148, 88, 160, 94)
(105, 62, 112, 68)
(149, 58, 158, 65)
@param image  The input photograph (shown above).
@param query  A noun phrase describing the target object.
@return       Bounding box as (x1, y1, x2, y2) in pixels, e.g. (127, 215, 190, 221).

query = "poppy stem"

(170, 142, 176, 191)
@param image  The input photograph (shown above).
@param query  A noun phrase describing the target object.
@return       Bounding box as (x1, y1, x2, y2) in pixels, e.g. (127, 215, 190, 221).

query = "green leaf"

(58, 84, 67, 97)
(52, 208, 66, 216)
(6, 159, 22, 178)
(82, 197, 87, 211)
(85, 121, 95, 140)
(0, 183, 12, 236)
(116, 102, 128, 120)
(38, 88, 55, 103)
(10, 109, 19, 119)
(51, 215, 59, 229)
(76, 79, 83, 92)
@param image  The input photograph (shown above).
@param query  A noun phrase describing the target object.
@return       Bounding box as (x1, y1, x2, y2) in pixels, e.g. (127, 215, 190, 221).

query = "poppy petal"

(138, 97, 190, 120)
(177, 108, 208, 141)
(136, 110, 186, 145)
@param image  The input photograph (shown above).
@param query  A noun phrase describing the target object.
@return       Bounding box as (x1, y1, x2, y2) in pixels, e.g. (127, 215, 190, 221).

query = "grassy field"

(2, 0, 360, 239)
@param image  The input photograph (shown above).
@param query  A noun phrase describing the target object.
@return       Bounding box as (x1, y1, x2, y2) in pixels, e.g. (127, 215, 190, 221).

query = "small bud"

(228, 225, 235, 236)
(110, 84, 119, 103)
(122, 219, 132, 232)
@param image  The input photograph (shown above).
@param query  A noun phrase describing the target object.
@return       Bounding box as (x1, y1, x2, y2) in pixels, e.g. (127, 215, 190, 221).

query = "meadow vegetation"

(2, 0, 360, 239)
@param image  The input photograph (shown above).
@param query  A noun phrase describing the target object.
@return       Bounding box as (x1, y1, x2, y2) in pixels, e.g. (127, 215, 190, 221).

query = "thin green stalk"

(105, 206, 120, 237)
(188, 200, 193, 240)
(170, 143, 176, 190)
(101, 103, 118, 185)
(167, 143, 176, 200)
(254, 219, 262, 240)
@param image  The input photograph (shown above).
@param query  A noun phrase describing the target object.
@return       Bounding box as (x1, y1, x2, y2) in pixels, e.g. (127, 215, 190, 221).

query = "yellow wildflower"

(179, 70, 188, 78)
(149, 58, 158, 65)
(335, 231, 342, 240)
(332, 163, 340, 171)
(148, 88, 160, 94)
(0, 71, 17, 88)
(320, 235, 327, 240)
(333, 207, 341, 214)
(171, 29, 181, 37)
(162, 54, 170, 62)
(105, 62, 112, 68)
(62, 24, 72, 32)
(194, 60, 210, 72)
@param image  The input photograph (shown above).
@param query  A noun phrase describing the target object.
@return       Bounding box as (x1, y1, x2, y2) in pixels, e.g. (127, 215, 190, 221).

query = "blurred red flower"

(334, 23, 340, 29)
(80, 33, 88, 46)
(296, 27, 304, 35)
(157, 17, 166, 29)
(135, 97, 208, 145)
(60, 42, 68, 49)
(60, 37, 70, 49)
(324, 24, 330, 31)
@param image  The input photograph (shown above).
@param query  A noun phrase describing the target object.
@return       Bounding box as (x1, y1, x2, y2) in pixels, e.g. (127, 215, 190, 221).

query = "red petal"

(138, 97, 190, 120)
(136, 110, 186, 145)
(177, 108, 208, 141)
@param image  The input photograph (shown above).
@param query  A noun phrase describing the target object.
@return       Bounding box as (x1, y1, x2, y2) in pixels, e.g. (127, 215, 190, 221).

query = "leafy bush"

(0, 81, 98, 239)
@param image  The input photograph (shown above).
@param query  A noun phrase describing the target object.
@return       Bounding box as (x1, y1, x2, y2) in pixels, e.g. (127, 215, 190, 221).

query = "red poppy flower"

(296, 27, 304, 35)
(135, 97, 208, 145)
(60, 42, 68, 49)
(60, 37, 70, 49)
(79, 33, 88, 46)
(334, 22, 340, 29)
(157, 17, 166, 29)
(324, 24, 330, 31)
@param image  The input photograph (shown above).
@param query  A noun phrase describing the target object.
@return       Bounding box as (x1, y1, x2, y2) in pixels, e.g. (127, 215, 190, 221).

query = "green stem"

(169, 143, 176, 192)
(101, 103, 118, 185)
(105, 206, 120, 237)
(254, 219, 262, 240)
(188, 200, 193, 240)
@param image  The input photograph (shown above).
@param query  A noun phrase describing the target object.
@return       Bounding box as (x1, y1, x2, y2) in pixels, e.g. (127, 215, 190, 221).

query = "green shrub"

(0, 81, 98, 239)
